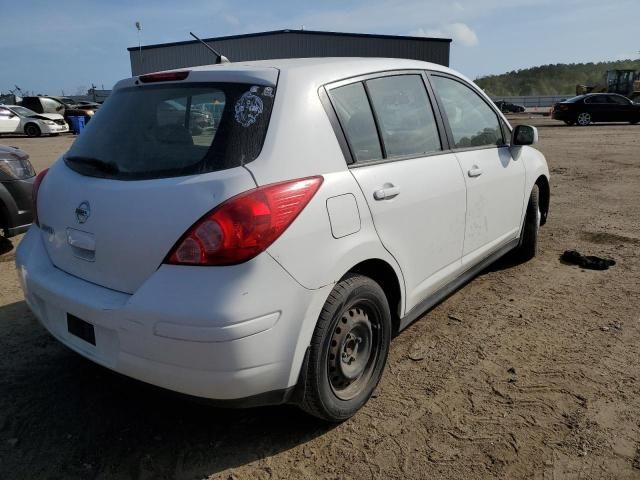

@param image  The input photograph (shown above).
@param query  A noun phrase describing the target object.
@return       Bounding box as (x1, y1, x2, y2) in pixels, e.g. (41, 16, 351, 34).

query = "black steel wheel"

(299, 274, 391, 422)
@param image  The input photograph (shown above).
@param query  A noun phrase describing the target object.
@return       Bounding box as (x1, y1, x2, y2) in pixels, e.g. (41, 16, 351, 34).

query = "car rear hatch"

(36, 68, 278, 294)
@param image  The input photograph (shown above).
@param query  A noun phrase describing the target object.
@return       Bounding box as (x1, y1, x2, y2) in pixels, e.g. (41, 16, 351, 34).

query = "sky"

(1, 0, 639, 95)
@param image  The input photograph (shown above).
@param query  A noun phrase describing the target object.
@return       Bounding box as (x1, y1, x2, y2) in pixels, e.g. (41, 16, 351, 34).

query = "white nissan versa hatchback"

(16, 58, 550, 422)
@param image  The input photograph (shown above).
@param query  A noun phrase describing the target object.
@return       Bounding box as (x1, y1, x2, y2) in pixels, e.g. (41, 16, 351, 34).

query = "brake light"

(558, 104, 569, 111)
(32, 168, 49, 227)
(165, 176, 323, 266)
(139, 71, 190, 83)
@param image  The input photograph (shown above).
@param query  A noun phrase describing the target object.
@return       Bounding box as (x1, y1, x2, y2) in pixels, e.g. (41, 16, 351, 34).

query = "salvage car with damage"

(16, 58, 550, 421)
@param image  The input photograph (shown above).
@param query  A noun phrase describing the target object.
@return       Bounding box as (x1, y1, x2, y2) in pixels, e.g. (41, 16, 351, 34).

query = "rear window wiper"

(65, 156, 120, 174)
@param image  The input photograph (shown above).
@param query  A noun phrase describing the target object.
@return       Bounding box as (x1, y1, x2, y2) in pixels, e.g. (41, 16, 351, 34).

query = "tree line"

(475, 59, 640, 96)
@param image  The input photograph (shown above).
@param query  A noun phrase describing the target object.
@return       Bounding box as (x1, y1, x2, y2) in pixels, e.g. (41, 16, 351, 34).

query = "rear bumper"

(15, 227, 330, 403)
(551, 111, 573, 121)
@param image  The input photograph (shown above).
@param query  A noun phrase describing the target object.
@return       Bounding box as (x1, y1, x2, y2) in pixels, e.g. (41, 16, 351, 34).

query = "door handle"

(468, 166, 483, 177)
(373, 184, 400, 200)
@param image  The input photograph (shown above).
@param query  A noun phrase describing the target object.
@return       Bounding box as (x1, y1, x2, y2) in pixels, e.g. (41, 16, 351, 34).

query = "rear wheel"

(576, 112, 591, 126)
(299, 274, 391, 422)
(24, 123, 41, 137)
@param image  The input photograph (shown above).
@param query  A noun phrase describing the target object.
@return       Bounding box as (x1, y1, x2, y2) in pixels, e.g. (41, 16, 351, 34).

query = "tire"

(514, 185, 540, 261)
(299, 274, 392, 422)
(576, 112, 591, 126)
(24, 123, 41, 137)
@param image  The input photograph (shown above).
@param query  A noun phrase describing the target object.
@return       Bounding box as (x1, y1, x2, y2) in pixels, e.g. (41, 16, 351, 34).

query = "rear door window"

(431, 75, 505, 149)
(365, 75, 441, 158)
(329, 82, 382, 162)
(65, 83, 275, 180)
(608, 95, 630, 105)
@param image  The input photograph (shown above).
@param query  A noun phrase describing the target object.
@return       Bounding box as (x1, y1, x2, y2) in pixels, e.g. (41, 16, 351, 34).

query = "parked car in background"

(0, 145, 35, 238)
(157, 99, 214, 134)
(55, 97, 100, 112)
(16, 58, 550, 422)
(494, 100, 526, 113)
(74, 101, 102, 108)
(0, 105, 69, 137)
(551, 93, 640, 126)
(19, 96, 97, 127)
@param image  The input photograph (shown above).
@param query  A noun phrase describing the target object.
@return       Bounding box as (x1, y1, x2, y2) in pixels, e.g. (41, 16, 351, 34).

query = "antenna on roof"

(189, 32, 230, 64)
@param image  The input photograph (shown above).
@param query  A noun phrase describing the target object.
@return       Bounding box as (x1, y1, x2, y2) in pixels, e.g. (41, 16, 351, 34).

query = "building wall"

(129, 32, 450, 75)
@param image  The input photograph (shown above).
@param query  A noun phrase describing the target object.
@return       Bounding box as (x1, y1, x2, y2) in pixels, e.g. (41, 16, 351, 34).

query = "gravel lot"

(1, 118, 639, 479)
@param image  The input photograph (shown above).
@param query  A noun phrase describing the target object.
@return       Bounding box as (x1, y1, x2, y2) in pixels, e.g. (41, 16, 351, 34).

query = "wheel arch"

(24, 122, 41, 135)
(344, 258, 403, 333)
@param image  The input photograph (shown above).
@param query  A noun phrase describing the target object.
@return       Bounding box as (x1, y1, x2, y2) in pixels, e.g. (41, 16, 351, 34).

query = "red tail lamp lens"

(165, 176, 323, 266)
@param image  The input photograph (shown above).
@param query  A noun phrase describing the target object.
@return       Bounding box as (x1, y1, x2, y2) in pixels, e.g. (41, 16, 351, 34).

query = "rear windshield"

(65, 82, 275, 180)
(563, 95, 585, 103)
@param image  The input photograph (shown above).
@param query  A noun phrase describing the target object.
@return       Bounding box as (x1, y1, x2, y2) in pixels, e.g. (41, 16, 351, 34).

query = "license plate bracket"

(67, 314, 96, 346)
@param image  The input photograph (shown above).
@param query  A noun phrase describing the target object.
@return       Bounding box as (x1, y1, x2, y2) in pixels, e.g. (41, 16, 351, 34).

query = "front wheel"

(576, 112, 592, 126)
(513, 185, 540, 261)
(299, 274, 391, 422)
(24, 123, 41, 137)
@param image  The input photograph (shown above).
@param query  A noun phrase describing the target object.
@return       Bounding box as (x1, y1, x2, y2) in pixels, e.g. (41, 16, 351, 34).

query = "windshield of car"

(10, 106, 39, 117)
(65, 82, 275, 180)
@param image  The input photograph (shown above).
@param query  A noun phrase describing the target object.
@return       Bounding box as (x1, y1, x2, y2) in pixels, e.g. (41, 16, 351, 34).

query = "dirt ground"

(1, 118, 639, 480)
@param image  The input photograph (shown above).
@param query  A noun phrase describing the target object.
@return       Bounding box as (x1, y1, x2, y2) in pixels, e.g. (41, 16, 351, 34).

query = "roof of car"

(182, 57, 458, 87)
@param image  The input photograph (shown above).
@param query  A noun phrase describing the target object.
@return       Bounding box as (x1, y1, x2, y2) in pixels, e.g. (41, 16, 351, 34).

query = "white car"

(16, 58, 550, 421)
(0, 105, 69, 137)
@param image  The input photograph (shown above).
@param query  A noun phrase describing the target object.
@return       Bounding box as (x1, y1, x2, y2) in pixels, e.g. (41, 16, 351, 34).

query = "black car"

(494, 100, 526, 113)
(0, 145, 35, 239)
(551, 93, 640, 126)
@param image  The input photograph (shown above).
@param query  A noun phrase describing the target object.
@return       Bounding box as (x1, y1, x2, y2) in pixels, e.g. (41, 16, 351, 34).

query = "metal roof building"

(127, 29, 451, 76)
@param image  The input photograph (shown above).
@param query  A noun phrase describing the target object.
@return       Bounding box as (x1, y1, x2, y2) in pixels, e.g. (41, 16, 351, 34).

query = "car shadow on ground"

(0, 300, 334, 479)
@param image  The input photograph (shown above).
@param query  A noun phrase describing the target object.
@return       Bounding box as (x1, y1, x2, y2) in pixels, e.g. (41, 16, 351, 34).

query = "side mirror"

(512, 125, 538, 146)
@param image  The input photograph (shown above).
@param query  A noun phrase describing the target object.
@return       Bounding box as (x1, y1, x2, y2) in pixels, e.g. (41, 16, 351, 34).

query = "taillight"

(139, 71, 190, 83)
(165, 176, 323, 266)
(32, 168, 49, 226)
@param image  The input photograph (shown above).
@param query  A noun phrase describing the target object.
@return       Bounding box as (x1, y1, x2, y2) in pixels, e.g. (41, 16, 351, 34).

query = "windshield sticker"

(263, 87, 274, 97)
(234, 91, 264, 127)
